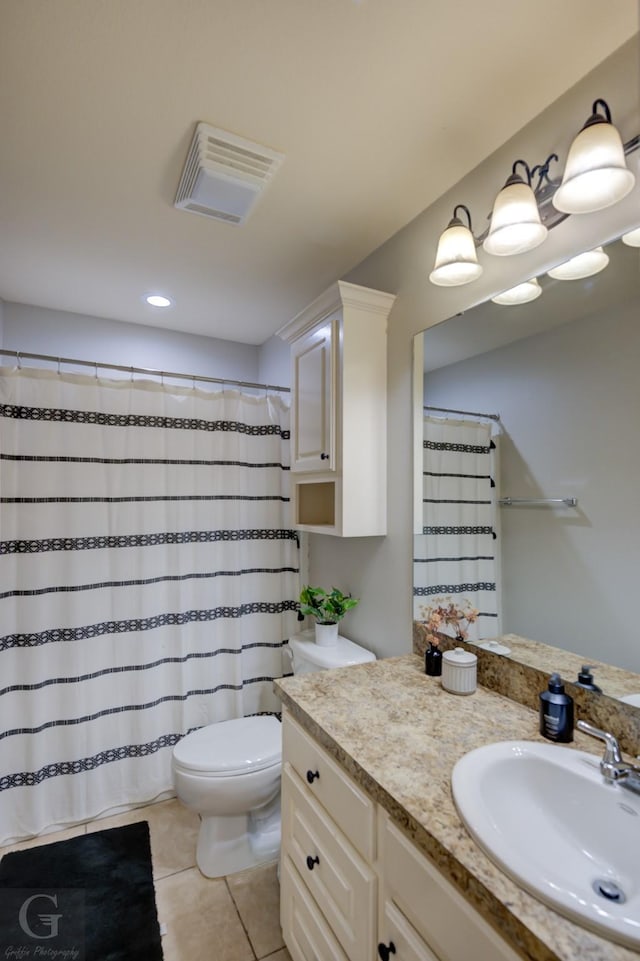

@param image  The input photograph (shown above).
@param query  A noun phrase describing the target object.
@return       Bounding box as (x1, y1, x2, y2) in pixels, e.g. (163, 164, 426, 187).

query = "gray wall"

(425, 294, 640, 672)
(308, 38, 640, 658)
(2, 303, 261, 385)
(259, 334, 291, 390)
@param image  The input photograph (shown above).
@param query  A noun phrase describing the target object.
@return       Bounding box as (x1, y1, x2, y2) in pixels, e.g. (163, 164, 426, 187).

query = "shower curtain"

(0, 366, 300, 843)
(413, 416, 500, 639)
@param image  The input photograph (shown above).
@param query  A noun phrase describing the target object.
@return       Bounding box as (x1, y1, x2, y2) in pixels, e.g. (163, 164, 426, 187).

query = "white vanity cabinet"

(280, 710, 523, 961)
(280, 711, 377, 961)
(377, 811, 522, 961)
(277, 281, 395, 536)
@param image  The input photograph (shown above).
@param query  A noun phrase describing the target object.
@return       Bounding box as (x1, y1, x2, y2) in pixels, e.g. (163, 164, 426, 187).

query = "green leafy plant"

(298, 585, 359, 625)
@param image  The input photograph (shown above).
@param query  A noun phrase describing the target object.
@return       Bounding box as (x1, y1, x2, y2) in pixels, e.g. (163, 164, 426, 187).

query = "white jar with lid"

(442, 647, 477, 695)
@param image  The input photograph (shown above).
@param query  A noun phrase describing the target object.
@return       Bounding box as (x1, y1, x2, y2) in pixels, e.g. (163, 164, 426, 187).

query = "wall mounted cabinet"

(278, 281, 395, 536)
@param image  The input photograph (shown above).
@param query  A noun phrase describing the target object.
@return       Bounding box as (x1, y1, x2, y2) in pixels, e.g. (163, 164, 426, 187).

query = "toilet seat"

(173, 715, 281, 777)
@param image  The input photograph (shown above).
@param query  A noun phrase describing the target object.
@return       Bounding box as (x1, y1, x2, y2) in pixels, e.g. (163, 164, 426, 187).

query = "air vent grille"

(174, 123, 284, 225)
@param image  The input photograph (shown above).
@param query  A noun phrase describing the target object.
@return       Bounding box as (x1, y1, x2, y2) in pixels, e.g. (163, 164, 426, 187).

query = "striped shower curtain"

(0, 366, 300, 844)
(413, 416, 500, 639)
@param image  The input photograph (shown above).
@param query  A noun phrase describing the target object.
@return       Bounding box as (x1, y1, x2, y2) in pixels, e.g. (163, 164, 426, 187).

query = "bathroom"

(1, 3, 640, 960)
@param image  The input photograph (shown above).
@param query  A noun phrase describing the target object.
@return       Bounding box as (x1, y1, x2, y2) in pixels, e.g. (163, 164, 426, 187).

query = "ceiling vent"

(174, 123, 284, 225)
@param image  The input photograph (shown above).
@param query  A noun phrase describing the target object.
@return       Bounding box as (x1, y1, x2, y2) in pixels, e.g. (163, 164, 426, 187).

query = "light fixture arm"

(510, 159, 533, 186)
(451, 204, 473, 230)
(530, 153, 560, 193)
(590, 98, 612, 125)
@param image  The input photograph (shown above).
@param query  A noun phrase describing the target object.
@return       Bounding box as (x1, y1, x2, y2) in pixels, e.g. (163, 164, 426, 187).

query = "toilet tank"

(288, 630, 376, 674)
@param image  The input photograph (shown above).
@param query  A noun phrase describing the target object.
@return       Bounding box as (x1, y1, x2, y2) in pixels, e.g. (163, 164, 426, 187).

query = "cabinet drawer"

(282, 762, 376, 961)
(283, 711, 375, 861)
(379, 812, 521, 961)
(281, 855, 350, 961)
(379, 899, 440, 961)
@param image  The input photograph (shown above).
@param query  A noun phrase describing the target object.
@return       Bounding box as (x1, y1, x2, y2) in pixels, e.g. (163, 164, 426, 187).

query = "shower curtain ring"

(94, 361, 99, 379)
(57, 357, 61, 375)
(16, 351, 22, 369)
(130, 366, 134, 383)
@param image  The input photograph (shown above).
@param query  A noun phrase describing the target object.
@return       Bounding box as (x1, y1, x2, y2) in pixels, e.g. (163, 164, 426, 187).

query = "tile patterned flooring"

(0, 798, 292, 961)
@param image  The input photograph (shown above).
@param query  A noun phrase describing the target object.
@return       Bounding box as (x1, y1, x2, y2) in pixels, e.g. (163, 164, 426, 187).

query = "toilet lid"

(173, 715, 282, 776)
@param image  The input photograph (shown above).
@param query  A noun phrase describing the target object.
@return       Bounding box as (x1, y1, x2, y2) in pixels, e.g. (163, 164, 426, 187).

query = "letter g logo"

(18, 893, 63, 939)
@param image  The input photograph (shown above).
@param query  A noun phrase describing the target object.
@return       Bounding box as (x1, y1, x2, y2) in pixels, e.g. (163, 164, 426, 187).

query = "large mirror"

(413, 222, 640, 703)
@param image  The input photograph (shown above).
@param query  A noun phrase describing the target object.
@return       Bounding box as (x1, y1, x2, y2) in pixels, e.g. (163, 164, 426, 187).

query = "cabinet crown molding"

(277, 280, 396, 344)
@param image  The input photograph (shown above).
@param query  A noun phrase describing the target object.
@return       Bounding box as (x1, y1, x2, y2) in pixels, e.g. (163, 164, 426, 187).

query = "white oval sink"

(620, 693, 640, 707)
(452, 740, 640, 949)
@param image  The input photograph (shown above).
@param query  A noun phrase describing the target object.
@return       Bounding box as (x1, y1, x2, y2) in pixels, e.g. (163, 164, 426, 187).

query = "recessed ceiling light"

(547, 246, 609, 281)
(145, 294, 172, 308)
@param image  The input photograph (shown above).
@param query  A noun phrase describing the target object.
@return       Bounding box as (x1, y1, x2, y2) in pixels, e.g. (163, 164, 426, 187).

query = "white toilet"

(172, 629, 375, 878)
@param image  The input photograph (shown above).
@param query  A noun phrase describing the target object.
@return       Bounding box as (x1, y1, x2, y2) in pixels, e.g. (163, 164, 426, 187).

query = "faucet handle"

(577, 720, 622, 764)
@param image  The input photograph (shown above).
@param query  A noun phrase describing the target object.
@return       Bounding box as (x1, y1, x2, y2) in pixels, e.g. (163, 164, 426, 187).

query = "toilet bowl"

(172, 630, 375, 878)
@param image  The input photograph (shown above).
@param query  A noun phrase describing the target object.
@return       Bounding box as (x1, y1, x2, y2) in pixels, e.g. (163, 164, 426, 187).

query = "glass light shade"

(429, 222, 483, 286)
(552, 122, 635, 214)
(547, 246, 609, 280)
(483, 181, 547, 256)
(491, 277, 542, 306)
(622, 226, 640, 247)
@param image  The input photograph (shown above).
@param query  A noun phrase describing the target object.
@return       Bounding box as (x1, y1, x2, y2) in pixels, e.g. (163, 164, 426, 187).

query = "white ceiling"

(1, 1, 637, 345)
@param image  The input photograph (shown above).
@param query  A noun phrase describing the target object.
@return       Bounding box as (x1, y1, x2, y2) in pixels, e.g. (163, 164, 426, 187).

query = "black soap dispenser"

(425, 640, 442, 676)
(575, 665, 603, 693)
(539, 673, 574, 742)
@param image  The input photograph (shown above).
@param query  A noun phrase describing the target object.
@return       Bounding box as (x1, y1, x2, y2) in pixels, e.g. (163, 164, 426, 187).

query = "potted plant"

(298, 585, 359, 647)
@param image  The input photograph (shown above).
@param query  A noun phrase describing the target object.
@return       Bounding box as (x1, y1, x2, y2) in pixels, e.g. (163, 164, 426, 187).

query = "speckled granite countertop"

(275, 655, 639, 961)
(493, 634, 640, 701)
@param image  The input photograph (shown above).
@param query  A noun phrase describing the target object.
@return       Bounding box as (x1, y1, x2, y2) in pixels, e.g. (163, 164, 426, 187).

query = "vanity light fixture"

(622, 226, 640, 247)
(547, 246, 609, 281)
(483, 160, 548, 257)
(145, 294, 172, 308)
(552, 100, 636, 214)
(429, 97, 638, 288)
(491, 277, 542, 306)
(429, 204, 483, 286)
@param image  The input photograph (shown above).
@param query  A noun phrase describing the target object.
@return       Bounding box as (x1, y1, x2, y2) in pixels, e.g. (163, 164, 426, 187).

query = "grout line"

(153, 863, 198, 883)
(225, 877, 259, 961)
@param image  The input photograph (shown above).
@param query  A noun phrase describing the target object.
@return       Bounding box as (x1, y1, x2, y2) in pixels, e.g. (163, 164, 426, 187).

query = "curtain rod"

(0, 349, 290, 394)
(424, 404, 500, 422)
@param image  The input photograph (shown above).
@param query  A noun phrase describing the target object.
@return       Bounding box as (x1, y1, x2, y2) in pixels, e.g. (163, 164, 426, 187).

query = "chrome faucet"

(577, 720, 640, 789)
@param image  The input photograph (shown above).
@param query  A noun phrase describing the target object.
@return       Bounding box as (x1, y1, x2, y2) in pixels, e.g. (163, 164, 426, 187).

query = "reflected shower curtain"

(0, 367, 300, 843)
(413, 416, 500, 639)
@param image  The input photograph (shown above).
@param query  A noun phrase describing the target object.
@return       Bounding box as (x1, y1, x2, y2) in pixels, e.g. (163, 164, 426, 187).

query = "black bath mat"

(0, 820, 163, 961)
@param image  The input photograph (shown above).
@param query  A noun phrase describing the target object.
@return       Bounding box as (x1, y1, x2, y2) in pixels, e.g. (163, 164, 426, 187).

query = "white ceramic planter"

(315, 622, 339, 647)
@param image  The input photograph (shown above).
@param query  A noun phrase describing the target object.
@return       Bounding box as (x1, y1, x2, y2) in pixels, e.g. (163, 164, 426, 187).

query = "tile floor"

(0, 798, 292, 961)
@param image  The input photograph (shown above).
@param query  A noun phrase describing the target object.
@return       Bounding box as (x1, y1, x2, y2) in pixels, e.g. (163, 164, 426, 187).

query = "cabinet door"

(378, 900, 441, 961)
(379, 813, 521, 961)
(281, 855, 350, 961)
(282, 763, 376, 961)
(291, 319, 336, 473)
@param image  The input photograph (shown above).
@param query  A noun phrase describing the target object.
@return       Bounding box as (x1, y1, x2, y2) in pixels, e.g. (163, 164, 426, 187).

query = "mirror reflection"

(414, 226, 640, 701)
